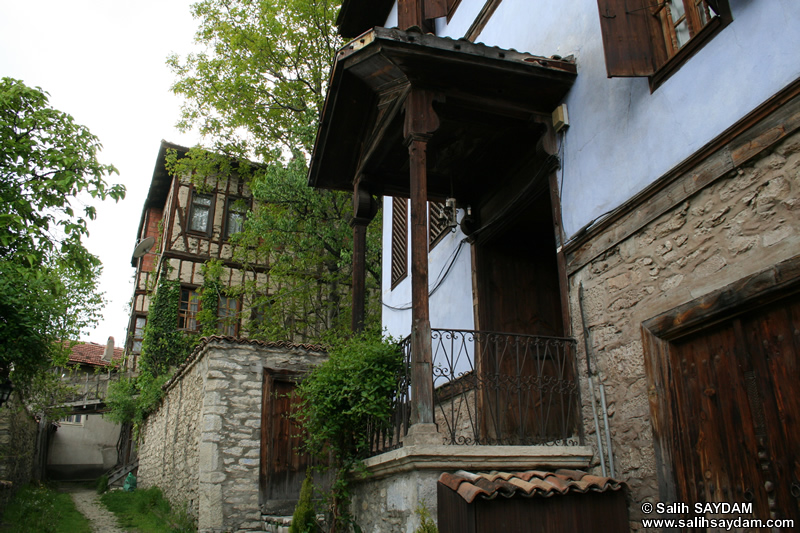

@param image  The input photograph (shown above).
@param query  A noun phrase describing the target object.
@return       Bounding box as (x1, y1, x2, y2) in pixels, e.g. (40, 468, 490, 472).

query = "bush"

(289, 473, 318, 533)
(295, 333, 402, 531)
(296, 334, 402, 462)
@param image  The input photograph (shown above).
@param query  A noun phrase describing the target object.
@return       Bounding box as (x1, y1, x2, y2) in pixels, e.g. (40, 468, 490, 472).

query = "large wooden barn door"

(259, 370, 311, 512)
(656, 295, 800, 525)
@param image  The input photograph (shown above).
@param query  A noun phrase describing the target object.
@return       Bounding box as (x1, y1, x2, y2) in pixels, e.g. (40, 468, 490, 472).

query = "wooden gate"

(259, 370, 311, 513)
(645, 290, 800, 526)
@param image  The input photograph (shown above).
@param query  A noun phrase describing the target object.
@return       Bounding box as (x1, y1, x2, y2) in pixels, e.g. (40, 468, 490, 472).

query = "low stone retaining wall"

(138, 337, 325, 533)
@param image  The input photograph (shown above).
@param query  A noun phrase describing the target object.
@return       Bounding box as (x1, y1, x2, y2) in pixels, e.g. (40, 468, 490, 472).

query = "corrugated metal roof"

(68, 342, 124, 367)
(438, 469, 625, 504)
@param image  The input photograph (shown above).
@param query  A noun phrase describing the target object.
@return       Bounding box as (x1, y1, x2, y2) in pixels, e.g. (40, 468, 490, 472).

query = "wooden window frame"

(217, 295, 241, 336)
(187, 189, 215, 237)
(178, 287, 201, 332)
(596, 0, 732, 89)
(131, 315, 146, 354)
(223, 196, 249, 241)
(391, 197, 409, 289)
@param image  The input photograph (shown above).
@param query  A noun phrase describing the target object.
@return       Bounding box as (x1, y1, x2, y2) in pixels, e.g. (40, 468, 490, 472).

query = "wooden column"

(404, 89, 439, 434)
(350, 184, 377, 333)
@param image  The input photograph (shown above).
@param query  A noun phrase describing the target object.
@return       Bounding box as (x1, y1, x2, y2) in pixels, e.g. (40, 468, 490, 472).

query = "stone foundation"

(351, 443, 593, 532)
(566, 129, 800, 528)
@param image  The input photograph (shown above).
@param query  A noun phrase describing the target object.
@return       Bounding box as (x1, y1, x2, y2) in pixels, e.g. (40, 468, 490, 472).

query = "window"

(391, 197, 408, 289)
(217, 296, 240, 336)
(179, 288, 200, 331)
(189, 191, 214, 234)
(131, 316, 146, 354)
(224, 197, 248, 240)
(61, 414, 83, 425)
(429, 201, 449, 250)
(597, 0, 731, 85)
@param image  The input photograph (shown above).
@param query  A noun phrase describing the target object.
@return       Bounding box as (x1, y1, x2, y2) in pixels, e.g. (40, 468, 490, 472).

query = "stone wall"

(138, 355, 204, 518)
(566, 129, 800, 527)
(138, 338, 326, 533)
(0, 393, 38, 507)
(351, 469, 440, 533)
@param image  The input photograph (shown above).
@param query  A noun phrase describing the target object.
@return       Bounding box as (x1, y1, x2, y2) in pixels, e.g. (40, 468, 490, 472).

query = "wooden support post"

(350, 184, 377, 333)
(403, 89, 439, 436)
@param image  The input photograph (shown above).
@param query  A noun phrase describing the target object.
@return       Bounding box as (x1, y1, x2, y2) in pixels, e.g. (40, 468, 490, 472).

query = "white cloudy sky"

(1, 1, 202, 347)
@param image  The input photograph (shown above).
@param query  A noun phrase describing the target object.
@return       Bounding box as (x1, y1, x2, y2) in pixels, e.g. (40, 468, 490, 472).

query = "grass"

(100, 486, 195, 533)
(0, 484, 92, 533)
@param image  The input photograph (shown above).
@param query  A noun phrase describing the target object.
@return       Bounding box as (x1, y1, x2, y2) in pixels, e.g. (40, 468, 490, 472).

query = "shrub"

(295, 333, 402, 531)
(289, 473, 318, 533)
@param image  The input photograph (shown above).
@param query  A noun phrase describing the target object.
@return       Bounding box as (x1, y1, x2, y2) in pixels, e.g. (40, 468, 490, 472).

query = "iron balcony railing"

(369, 329, 580, 456)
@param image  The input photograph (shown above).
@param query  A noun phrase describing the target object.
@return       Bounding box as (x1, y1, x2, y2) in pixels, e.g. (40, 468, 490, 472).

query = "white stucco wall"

(381, 202, 475, 338)
(392, 0, 800, 237)
(48, 414, 120, 469)
(379, 0, 800, 335)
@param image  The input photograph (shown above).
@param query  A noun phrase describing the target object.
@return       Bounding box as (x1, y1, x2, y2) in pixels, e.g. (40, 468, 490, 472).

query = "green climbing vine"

(107, 266, 198, 429)
(197, 259, 224, 337)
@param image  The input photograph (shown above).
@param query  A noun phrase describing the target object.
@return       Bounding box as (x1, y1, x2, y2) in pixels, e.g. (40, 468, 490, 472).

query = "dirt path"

(61, 485, 127, 533)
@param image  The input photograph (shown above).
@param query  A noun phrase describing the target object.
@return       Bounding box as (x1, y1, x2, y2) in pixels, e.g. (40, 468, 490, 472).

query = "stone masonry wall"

(139, 339, 326, 533)
(350, 470, 441, 533)
(567, 130, 800, 528)
(138, 356, 205, 518)
(0, 393, 37, 507)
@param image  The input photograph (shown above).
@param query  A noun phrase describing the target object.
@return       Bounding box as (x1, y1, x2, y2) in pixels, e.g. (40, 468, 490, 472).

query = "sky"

(1, 1, 202, 347)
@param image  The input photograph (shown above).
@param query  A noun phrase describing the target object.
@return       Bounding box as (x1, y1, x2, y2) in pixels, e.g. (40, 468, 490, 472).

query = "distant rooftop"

(68, 341, 124, 367)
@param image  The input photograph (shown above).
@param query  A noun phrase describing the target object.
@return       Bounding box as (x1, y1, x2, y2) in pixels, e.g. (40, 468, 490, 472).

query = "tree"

(0, 77, 125, 388)
(168, 0, 381, 343)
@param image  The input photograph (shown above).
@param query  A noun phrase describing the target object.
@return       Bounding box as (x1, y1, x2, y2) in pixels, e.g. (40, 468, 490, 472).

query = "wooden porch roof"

(307, 27, 577, 202)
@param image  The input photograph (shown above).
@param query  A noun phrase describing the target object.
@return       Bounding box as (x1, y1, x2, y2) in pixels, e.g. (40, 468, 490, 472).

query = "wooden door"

(472, 193, 569, 444)
(260, 371, 311, 511)
(665, 296, 800, 525)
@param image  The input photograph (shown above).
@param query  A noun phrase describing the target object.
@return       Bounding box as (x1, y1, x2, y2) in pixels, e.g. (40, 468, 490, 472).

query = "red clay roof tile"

(67, 342, 124, 366)
(439, 469, 625, 503)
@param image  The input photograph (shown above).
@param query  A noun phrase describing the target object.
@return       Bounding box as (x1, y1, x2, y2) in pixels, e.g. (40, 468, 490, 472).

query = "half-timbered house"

(309, 1, 800, 530)
(125, 141, 268, 369)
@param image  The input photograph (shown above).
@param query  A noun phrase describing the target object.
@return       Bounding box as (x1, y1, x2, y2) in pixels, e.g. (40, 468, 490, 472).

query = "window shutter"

(391, 198, 408, 288)
(424, 0, 448, 19)
(596, 0, 658, 77)
(428, 201, 448, 250)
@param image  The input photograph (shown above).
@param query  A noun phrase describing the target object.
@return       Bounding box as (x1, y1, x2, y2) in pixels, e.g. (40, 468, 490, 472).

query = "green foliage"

(105, 369, 170, 432)
(414, 502, 439, 533)
(168, 0, 381, 344)
(196, 259, 224, 337)
(0, 484, 92, 533)
(0, 77, 124, 390)
(297, 334, 403, 462)
(108, 271, 194, 429)
(289, 473, 319, 533)
(101, 486, 196, 533)
(96, 475, 109, 495)
(139, 273, 195, 378)
(295, 333, 402, 531)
